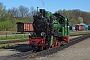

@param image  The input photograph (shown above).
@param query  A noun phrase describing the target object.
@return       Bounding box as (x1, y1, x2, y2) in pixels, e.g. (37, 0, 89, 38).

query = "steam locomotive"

(28, 8, 70, 51)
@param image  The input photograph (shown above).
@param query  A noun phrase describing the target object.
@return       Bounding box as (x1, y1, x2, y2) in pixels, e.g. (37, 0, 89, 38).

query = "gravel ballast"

(36, 38, 90, 60)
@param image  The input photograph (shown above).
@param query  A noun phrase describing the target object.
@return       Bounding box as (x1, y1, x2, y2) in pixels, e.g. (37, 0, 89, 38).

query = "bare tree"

(0, 2, 8, 22)
(29, 6, 37, 17)
(8, 7, 19, 18)
(0, 2, 6, 10)
(18, 5, 29, 18)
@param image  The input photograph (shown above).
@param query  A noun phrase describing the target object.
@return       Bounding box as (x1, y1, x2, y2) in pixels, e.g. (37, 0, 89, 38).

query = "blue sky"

(0, 0, 90, 13)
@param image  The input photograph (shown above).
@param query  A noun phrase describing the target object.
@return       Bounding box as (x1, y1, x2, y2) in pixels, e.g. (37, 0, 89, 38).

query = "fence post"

(24, 33, 25, 38)
(15, 32, 16, 38)
(6, 32, 7, 39)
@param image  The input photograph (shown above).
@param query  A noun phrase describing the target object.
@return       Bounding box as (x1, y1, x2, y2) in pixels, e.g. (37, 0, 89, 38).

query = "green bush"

(0, 20, 13, 31)
(0, 19, 30, 31)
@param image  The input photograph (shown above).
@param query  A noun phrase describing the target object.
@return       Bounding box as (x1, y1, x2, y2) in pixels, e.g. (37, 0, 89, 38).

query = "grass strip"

(0, 35, 29, 40)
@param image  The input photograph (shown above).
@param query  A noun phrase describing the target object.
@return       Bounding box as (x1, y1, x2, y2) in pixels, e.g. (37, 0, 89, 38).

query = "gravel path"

(0, 49, 20, 57)
(35, 38, 90, 60)
(0, 41, 29, 57)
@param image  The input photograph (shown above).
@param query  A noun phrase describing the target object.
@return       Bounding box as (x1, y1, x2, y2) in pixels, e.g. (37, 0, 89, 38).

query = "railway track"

(0, 39, 28, 44)
(70, 33, 90, 36)
(0, 33, 90, 60)
(0, 34, 88, 45)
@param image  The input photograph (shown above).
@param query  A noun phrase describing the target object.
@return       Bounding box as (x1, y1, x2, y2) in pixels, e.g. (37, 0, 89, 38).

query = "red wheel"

(67, 37, 70, 43)
(42, 46, 44, 50)
(52, 44, 55, 48)
(55, 42, 58, 46)
(57, 42, 60, 46)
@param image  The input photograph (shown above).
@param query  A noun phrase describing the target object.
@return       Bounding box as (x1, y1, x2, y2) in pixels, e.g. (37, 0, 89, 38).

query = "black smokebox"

(40, 9, 45, 17)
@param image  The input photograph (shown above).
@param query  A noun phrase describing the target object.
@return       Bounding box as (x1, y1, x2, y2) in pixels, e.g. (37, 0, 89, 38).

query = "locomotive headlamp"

(65, 18, 67, 21)
(29, 32, 33, 36)
(41, 32, 46, 36)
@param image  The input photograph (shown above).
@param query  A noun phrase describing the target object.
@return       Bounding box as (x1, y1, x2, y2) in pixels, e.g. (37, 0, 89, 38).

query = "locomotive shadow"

(9, 44, 32, 52)
(14, 44, 32, 52)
